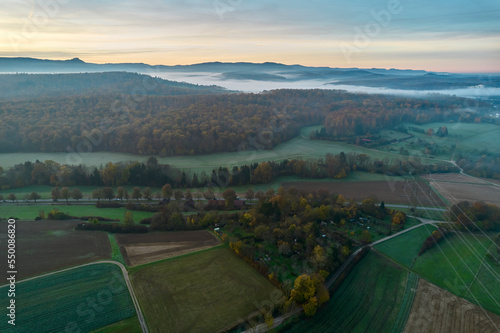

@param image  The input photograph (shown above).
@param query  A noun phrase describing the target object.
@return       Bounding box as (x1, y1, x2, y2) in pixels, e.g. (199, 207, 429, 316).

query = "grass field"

(130, 246, 279, 333)
(375, 225, 437, 268)
(90, 316, 142, 333)
(0, 204, 154, 221)
(0, 264, 136, 333)
(412, 232, 500, 315)
(283, 251, 410, 333)
(0, 220, 110, 279)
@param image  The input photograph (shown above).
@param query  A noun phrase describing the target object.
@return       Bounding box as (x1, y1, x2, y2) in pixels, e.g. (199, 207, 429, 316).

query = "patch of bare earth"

(0, 220, 110, 280)
(115, 230, 220, 266)
(403, 279, 500, 333)
(423, 174, 500, 206)
(283, 180, 445, 206)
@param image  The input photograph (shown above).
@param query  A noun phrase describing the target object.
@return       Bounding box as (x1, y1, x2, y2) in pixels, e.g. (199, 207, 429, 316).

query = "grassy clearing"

(413, 232, 500, 314)
(0, 204, 154, 221)
(283, 251, 409, 333)
(375, 224, 437, 268)
(407, 122, 500, 157)
(0, 126, 406, 172)
(0, 264, 135, 333)
(130, 247, 279, 333)
(108, 234, 126, 266)
(90, 316, 141, 333)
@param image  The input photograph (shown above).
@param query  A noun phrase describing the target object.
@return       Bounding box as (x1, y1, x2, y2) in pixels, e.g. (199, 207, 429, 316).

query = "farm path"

(7, 260, 149, 333)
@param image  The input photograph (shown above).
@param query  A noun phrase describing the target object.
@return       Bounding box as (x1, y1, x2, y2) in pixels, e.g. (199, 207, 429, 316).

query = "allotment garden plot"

(115, 230, 220, 266)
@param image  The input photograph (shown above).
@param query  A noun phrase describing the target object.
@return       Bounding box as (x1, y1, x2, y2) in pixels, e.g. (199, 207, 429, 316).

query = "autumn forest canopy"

(0, 72, 483, 156)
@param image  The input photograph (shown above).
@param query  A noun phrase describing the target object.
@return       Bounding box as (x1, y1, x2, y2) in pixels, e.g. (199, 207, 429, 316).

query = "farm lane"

(0, 260, 149, 333)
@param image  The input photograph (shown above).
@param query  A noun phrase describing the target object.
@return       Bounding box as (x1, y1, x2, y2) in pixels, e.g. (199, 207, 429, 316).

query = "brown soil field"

(423, 174, 500, 206)
(283, 180, 446, 206)
(404, 279, 500, 333)
(422, 173, 487, 184)
(0, 220, 110, 280)
(115, 230, 220, 267)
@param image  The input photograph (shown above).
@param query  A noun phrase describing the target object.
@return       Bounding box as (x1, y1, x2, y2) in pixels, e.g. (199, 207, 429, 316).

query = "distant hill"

(1, 57, 499, 91)
(0, 72, 227, 100)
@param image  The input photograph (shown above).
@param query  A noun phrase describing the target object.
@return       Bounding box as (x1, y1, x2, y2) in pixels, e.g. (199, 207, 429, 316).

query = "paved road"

(1, 260, 149, 333)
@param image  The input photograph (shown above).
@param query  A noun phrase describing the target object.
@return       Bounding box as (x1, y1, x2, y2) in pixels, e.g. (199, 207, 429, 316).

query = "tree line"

(0, 151, 457, 191)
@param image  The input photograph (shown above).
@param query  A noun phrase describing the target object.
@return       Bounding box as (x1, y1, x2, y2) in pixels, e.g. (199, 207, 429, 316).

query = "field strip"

(0, 260, 149, 333)
(391, 273, 419, 333)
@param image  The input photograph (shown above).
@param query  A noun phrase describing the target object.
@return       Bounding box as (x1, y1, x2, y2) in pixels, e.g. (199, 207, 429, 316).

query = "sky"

(1, 0, 499, 73)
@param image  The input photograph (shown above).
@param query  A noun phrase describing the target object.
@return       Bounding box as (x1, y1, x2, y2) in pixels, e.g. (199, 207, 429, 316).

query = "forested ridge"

(0, 77, 474, 155)
(0, 72, 227, 100)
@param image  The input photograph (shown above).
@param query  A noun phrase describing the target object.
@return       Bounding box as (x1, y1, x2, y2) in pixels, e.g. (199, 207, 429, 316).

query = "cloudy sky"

(1, 0, 499, 72)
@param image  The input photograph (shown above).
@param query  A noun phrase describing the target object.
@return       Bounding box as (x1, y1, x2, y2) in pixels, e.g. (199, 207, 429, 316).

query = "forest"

(0, 73, 480, 156)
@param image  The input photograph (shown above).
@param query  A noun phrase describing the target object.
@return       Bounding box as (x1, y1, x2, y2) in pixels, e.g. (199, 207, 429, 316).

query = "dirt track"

(404, 279, 500, 333)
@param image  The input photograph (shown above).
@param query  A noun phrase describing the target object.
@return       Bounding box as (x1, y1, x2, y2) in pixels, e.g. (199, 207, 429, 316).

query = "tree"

(161, 184, 173, 199)
(116, 186, 124, 200)
(131, 187, 142, 201)
(123, 190, 130, 201)
(290, 274, 316, 304)
(123, 211, 134, 226)
(0, 194, 3, 202)
(223, 188, 237, 208)
(92, 188, 104, 201)
(303, 297, 318, 316)
(245, 188, 255, 201)
(102, 187, 115, 202)
(51, 186, 60, 200)
(71, 188, 83, 202)
(184, 190, 193, 201)
(360, 230, 372, 244)
(61, 187, 70, 203)
(255, 191, 265, 202)
(174, 189, 183, 201)
(28, 191, 41, 202)
(361, 198, 376, 215)
(143, 187, 152, 201)
(392, 211, 406, 225)
(8, 193, 16, 203)
(203, 188, 215, 200)
(252, 162, 272, 183)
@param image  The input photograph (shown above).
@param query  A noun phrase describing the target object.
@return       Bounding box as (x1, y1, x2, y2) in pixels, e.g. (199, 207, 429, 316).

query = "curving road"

(1, 260, 149, 333)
